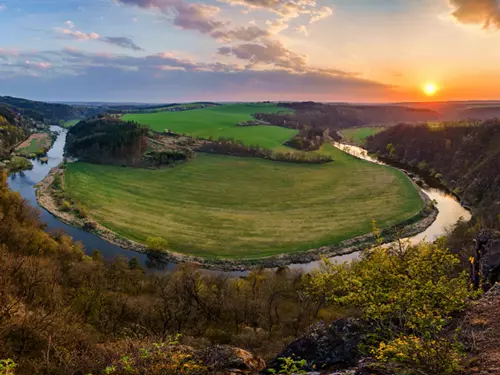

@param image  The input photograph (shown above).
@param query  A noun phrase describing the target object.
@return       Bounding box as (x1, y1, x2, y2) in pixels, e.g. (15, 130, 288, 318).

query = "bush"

(375, 336, 462, 375)
(60, 200, 71, 212)
(146, 237, 169, 251)
(75, 203, 89, 218)
(52, 174, 62, 190)
(0, 359, 17, 375)
(306, 237, 475, 373)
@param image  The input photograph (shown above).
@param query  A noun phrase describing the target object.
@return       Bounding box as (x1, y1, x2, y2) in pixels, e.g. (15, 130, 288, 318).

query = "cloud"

(218, 0, 333, 34)
(449, 0, 500, 28)
(55, 24, 144, 51)
(115, 0, 283, 41)
(310, 5, 333, 23)
(55, 27, 100, 40)
(211, 25, 270, 41)
(102, 36, 144, 51)
(294, 25, 308, 35)
(25, 61, 52, 70)
(0, 62, 391, 103)
(65, 20, 75, 29)
(218, 39, 308, 71)
(115, 0, 226, 34)
(0, 48, 18, 56)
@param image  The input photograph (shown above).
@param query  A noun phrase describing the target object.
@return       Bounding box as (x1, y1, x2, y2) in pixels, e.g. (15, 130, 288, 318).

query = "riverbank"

(36, 160, 438, 271)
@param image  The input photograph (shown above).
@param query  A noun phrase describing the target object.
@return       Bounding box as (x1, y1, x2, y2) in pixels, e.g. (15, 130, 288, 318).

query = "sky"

(1, 0, 500, 102)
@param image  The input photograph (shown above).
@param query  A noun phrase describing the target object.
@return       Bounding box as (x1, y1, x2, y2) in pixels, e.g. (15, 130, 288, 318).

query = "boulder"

(200, 345, 266, 374)
(473, 229, 500, 289)
(265, 318, 370, 373)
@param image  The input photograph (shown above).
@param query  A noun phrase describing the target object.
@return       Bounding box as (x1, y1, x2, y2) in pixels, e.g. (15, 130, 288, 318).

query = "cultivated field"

(65, 145, 424, 259)
(340, 127, 384, 145)
(123, 103, 297, 149)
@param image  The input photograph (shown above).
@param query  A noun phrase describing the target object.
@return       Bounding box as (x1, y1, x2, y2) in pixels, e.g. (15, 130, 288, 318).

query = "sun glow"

(423, 82, 438, 96)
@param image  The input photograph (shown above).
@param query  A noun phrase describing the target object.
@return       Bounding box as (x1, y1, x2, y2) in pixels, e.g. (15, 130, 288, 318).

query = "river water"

(6, 127, 471, 275)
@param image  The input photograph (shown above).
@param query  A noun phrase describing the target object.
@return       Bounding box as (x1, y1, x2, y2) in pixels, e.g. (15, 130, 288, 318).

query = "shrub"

(0, 359, 17, 375)
(268, 357, 307, 375)
(375, 335, 462, 375)
(75, 203, 89, 218)
(306, 237, 475, 374)
(146, 237, 169, 251)
(60, 200, 72, 212)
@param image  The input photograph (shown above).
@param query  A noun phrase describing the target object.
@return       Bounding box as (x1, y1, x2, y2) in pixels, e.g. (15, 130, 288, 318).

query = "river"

(6, 127, 471, 275)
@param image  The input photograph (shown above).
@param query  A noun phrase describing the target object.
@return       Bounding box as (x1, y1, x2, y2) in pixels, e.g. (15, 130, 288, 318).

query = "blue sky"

(1, 0, 500, 102)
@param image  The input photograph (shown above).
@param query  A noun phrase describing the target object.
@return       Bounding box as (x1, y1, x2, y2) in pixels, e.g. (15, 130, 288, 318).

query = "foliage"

(268, 357, 307, 375)
(146, 237, 169, 251)
(375, 335, 462, 375)
(199, 137, 332, 164)
(0, 359, 16, 375)
(66, 116, 149, 166)
(306, 238, 475, 374)
(7, 156, 33, 173)
(366, 120, 500, 228)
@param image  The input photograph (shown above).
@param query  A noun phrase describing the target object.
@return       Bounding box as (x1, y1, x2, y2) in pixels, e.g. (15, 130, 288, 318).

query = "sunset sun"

(423, 82, 439, 96)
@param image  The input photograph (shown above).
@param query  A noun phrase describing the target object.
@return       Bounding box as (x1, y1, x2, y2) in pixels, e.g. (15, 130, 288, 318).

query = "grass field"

(123, 103, 297, 149)
(16, 133, 52, 155)
(63, 119, 80, 128)
(65, 145, 424, 259)
(341, 127, 384, 145)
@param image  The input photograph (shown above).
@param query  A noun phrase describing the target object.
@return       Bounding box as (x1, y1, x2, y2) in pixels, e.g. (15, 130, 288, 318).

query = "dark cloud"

(115, 0, 281, 41)
(102, 36, 144, 51)
(0, 48, 391, 102)
(115, 0, 225, 35)
(450, 0, 500, 28)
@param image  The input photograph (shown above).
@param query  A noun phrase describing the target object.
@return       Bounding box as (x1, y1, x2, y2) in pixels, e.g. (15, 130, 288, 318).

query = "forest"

(366, 120, 500, 229)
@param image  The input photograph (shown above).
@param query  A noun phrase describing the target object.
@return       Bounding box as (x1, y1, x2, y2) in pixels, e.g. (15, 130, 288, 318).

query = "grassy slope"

(16, 133, 51, 154)
(65, 145, 424, 259)
(63, 119, 80, 128)
(122, 103, 297, 149)
(341, 127, 384, 145)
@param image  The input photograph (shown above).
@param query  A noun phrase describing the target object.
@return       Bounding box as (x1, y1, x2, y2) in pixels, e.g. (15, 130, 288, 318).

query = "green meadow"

(340, 127, 385, 145)
(65, 145, 424, 259)
(122, 103, 297, 149)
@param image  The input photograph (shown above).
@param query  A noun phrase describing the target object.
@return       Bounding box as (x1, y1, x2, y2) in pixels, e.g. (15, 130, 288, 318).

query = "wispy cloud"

(102, 37, 144, 51)
(55, 23, 144, 51)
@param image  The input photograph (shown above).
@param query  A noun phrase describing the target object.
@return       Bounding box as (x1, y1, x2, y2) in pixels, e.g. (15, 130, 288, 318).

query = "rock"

(200, 345, 266, 373)
(473, 229, 500, 289)
(265, 319, 370, 373)
(83, 221, 97, 232)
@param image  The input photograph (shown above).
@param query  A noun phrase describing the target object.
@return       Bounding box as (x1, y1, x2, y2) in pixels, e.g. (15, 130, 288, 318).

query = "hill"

(0, 95, 102, 124)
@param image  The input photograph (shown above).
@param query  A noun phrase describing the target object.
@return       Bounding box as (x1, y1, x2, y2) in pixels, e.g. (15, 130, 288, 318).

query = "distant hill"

(0, 96, 102, 123)
(0, 105, 26, 158)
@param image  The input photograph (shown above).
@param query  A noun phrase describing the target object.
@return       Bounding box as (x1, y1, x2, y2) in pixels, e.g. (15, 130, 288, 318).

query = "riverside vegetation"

(0, 170, 478, 375)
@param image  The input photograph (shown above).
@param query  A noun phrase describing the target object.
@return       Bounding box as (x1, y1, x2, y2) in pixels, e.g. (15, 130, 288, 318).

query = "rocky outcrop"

(472, 229, 500, 289)
(265, 319, 371, 374)
(460, 283, 500, 375)
(200, 345, 266, 374)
